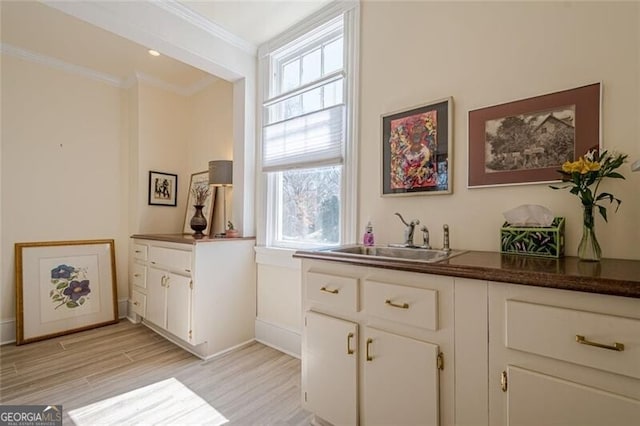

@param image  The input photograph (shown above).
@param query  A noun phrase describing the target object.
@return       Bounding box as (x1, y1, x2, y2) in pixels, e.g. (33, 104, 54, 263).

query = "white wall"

(0, 55, 129, 338)
(360, 1, 639, 260)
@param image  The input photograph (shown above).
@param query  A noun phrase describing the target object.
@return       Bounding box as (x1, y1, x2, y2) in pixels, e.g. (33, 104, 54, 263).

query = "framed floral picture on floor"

(15, 239, 118, 345)
(381, 97, 453, 196)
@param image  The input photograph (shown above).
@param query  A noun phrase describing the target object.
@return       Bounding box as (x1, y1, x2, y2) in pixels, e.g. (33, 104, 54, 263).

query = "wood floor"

(0, 320, 312, 425)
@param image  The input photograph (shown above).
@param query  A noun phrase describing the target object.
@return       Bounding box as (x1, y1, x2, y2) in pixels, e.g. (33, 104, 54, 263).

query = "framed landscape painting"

(382, 97, 453, 196)
(468, 83, 601, 188)
(15, 239, 118, 345)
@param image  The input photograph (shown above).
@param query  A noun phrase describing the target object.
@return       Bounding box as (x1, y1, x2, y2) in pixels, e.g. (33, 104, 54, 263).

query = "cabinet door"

(363, 327, 439, 426)
(166, 272, 192, 342)
(302, 311, 358, 426)
(146, 267, 167, 328)
(505, 366, 640, 426)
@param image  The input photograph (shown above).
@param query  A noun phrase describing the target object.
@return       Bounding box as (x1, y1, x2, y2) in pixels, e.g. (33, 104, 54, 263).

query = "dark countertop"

(131, 234, 256, 245)
(293, 249, 640, 299)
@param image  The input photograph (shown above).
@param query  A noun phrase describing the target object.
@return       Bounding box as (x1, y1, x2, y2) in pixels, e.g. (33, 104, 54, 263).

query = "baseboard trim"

(1, 319, 16, 345)
(1, 298, 129, 345)
(255, 318, 301, 359)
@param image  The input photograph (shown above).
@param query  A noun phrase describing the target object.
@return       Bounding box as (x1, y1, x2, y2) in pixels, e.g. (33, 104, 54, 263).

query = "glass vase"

(577, 204, 601, 262)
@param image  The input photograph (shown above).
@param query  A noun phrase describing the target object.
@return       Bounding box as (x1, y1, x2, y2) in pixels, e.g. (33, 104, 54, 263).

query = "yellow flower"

(582, 159, 601, 173)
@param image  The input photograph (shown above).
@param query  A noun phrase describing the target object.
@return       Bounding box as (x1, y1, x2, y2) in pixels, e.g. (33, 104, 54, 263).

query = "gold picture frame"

(15, 239, 118, 345)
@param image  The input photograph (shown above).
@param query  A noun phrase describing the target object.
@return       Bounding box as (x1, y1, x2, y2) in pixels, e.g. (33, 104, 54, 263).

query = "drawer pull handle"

(385, 299, 409, 309)
(576, 335, 624, 352)
(347, 332, 355, 355)
(320, 286, 339, 294)
(366, 338, 373, 361)
(133, 301, 139, 306)
(135, 250, 142, 253)
(134, 274, 141, 278)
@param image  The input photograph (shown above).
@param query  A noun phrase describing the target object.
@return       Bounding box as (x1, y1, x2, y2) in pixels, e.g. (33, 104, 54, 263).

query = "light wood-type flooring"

(0, 320, 312, 425)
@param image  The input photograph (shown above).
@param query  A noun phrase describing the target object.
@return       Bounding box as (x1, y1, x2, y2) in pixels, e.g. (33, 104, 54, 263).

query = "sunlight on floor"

(68, 377, 228, 425)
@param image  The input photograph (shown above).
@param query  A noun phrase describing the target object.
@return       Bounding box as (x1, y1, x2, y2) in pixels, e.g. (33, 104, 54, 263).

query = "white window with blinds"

(259, 2, 358, 248)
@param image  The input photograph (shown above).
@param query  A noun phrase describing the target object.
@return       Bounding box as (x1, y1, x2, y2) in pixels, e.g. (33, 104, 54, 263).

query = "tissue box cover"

(500, 217, 565, 258)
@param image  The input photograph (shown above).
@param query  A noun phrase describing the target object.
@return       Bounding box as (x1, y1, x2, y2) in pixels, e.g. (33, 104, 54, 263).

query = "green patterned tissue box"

(500, 217, 565, 258)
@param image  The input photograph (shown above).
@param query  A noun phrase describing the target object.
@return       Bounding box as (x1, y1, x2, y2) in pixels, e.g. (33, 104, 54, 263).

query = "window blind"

(262, 103, 345, 172)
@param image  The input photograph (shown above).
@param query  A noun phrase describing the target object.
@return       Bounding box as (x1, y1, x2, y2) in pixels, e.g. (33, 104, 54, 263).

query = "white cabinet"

(362, 327, 439, 426)
(130, 236, 256, 359)
(488, 282, 640, 426)
(301, 260, 453, 426)
(146, 267, 192, 342)
(303, 311, 358, 426)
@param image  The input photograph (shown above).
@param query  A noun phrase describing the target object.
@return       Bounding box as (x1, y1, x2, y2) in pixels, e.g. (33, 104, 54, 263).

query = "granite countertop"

(293, 249, 640, 299)
(131, 234, 256, 244)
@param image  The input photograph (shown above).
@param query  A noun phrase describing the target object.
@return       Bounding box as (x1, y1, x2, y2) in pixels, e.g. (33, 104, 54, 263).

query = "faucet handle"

(443, 224, 450, 253)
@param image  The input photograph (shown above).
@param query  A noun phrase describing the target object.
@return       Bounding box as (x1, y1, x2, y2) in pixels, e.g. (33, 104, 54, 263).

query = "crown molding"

(154, 0, 257, 56)
(0, 43, 123, 87)
(1, 43, 218, 96)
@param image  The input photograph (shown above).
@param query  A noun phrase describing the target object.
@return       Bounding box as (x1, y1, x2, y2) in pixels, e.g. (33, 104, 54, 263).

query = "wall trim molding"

(0, 42, 122, 87)
(154, 0, 257, 56)
(0, 298, 129, 345)
(1, 42, 217, 96)
(255, 318, 301, 359)
(254, 246, 301, 270)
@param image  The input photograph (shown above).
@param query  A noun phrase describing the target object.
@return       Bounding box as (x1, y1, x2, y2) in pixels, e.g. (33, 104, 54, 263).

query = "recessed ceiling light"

(148, 49, 160, 57)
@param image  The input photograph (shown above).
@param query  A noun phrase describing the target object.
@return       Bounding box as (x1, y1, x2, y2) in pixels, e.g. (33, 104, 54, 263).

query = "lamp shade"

(208, 160, 233, 186)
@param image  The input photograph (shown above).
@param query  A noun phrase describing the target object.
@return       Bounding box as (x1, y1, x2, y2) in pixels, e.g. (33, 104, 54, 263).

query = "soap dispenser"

(363, 222, 375, 246)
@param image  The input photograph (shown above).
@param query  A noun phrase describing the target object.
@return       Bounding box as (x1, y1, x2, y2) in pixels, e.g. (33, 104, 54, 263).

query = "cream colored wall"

(0, 55, 129, 326)
(136, 83, 190, 234)
(255, 1, 640, 353)
(359, 1, 639, 260)
(189, 79, 234, 233)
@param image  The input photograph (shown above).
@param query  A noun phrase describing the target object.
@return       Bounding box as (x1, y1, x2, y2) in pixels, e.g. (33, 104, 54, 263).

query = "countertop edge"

(131, 234, 256, 244)
(293, 250, 640, 299)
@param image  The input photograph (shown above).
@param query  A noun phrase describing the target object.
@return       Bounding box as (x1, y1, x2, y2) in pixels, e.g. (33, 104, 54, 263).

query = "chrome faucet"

(394, 212, 420, 247)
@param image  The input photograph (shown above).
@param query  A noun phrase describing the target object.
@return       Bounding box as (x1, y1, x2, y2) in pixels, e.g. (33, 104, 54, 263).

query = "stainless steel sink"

(324, 245, 464, 263)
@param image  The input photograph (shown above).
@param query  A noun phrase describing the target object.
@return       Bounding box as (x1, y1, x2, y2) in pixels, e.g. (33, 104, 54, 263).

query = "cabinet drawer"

(133, 243, 148, 261)
(364, 280, 438, 331)
(506, 300, 640, 379)
(130, 263, 147, 289)
(131, 289, 146, 317)
(148, 246, 192, 273)
(306, 272, 359, 312)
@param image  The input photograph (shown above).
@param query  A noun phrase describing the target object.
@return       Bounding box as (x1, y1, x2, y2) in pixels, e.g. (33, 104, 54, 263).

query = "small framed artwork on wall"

(381, 97, 453, 196)
(148, 171, 178, 206)
(468, 83, 601, 188)
(15, 239, 118, 344)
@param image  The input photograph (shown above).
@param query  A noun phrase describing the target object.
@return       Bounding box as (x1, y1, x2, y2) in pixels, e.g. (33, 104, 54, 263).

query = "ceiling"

(0, 0, 330, 91)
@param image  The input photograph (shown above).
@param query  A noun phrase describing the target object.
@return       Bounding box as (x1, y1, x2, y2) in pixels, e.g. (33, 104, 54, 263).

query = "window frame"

(257, 1, 359, 250)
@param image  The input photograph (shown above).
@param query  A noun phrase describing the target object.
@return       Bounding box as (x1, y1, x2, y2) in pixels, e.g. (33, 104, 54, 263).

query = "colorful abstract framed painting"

(15, 239, 118, 345)
(148, 171, 178, 206)
(468, 83, 601, 188)
(381, 97, 453, 196)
